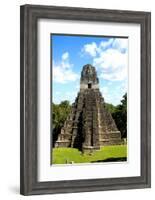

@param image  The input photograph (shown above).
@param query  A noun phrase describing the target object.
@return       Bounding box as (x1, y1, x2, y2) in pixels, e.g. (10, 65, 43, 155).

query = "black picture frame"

(20, 4, 151, 195)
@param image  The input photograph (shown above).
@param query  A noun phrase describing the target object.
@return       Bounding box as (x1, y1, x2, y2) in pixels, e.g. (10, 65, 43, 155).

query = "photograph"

(51, 34, 128, 165)
(20, 5, 151, 195)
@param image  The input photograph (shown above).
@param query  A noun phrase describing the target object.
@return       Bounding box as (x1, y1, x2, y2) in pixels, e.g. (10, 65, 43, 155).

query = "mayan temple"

(55, 64, 122, 152)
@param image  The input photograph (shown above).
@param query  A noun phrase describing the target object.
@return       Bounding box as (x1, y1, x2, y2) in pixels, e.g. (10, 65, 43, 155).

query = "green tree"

(112, 93, 127, 138)
(52, 101, 71, 146)
(105, 103, 116, 113)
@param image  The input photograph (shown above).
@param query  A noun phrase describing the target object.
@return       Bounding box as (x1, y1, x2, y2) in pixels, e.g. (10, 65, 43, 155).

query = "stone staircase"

(55, 88, 122, 151)
(54, 64, 122, 152)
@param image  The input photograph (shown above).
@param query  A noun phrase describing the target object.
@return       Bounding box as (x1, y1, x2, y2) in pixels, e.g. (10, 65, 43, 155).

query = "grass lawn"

(52, 145, 127, 164)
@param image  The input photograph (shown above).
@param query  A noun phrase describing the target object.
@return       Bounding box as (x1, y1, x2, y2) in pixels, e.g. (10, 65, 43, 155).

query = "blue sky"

(51, 34, 128, 106)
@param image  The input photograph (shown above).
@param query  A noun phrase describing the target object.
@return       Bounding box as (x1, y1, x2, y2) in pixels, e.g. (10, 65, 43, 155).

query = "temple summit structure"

(55, 64, 122, 152)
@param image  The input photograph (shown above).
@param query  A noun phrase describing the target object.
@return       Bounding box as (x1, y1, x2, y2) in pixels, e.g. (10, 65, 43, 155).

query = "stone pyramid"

(55, 64, 122, 152)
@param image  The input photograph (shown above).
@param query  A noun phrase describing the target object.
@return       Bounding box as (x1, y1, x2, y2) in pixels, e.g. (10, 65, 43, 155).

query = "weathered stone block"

(54, 64, 122, 152)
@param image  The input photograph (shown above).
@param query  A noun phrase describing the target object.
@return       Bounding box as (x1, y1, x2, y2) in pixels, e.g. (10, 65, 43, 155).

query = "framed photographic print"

(20, 4, 151, 195)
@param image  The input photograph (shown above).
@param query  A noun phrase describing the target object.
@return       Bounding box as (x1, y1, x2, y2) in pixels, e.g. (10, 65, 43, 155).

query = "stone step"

(54, 65, 122, 151)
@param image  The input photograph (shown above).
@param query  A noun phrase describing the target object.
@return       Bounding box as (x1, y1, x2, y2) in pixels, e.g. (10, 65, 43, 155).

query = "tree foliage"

(105, 103, 116, 113)
(111, 93, 127, 138)
(105, 93, 127, 138)
(52, 101, 71, 146)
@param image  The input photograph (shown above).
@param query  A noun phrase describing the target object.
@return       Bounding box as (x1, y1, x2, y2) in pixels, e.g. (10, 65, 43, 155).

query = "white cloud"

(53, 90, 78, 104)
(100, 82, 127, 106)
(112, 38, 128, 52)
(62, 52, 69, 60)
(82, 42, 98, 57)
(53, 52, 79, 83)
(95, 48, 127, 81)
(81, 38, 128, 81)
(65, 91, 78, 102)
(100, 86, 111, 103)
(99, 38, 114, 49)
(116, 81, 127, 95)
